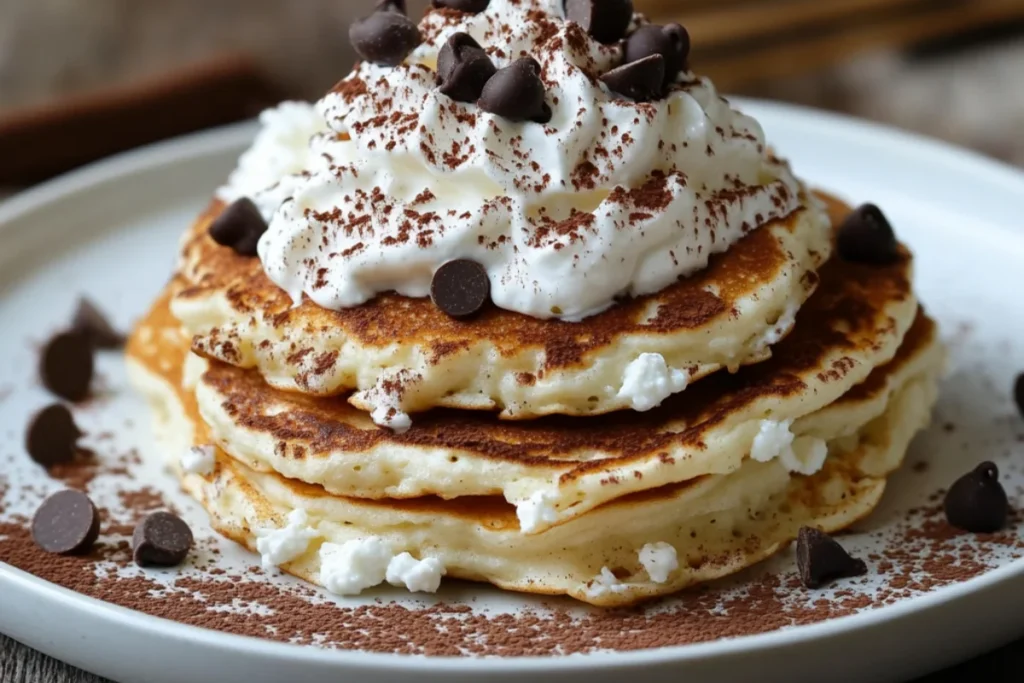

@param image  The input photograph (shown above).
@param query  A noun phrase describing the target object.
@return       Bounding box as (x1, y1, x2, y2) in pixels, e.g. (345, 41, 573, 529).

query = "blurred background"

(1, 0, 1022, 187)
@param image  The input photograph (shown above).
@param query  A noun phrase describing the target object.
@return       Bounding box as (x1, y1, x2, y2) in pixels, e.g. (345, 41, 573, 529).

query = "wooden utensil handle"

(0, 55, 290, 186)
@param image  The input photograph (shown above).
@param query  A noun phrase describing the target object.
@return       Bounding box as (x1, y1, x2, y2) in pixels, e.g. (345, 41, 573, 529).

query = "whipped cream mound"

(750, 419, 829, 476)
(256, 0, 804, 322)
(218, 101, 330, 221)
(255, 509, 318, 570)
(616, 353, 689, 411)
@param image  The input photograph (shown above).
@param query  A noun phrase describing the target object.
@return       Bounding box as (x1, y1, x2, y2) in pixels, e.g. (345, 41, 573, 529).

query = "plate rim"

(3, 97, 1024, 672)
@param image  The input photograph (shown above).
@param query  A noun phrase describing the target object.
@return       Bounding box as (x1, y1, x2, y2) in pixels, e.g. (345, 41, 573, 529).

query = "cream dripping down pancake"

(171, 0, 836, 427)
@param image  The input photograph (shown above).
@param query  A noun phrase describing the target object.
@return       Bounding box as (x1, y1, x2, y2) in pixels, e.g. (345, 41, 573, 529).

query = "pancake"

(131, 230, 925, 534)
(128, 315, 941, 607)
(171, 194, 832, 423)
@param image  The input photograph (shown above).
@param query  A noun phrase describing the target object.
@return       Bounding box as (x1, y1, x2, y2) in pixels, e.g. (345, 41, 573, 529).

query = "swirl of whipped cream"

(217, 101, 330, 221)
(255, 0, 804, 321)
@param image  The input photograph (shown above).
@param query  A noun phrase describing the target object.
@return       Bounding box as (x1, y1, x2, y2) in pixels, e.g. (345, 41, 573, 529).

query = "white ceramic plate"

(2, 101, 1024, 683)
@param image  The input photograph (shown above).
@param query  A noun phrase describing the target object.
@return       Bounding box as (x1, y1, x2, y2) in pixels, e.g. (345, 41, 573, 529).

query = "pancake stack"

(128, 0, 943, 606)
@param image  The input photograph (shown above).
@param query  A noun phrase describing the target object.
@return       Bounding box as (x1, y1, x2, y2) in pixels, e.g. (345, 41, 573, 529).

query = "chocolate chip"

(40, 331, 93, 402)
(431, 259, 491, 318)
(944, 462, 1009, 533)
(836, 203, 900, 265)
(378, 0, 406, 11)
(133, 512, 194, 567)
(796, 527, 867, 588)
(32, 490, 100, 555)
(437, 33, 496, 103)
(1014, 373, 1024, 419)
(479, 57, 552, 123)
(601, 54, 665, 102)
(72, 298, 125, 350)
(433, 0, 490, 12)
(623, 23, 690, 88)
(26, 404, 82, 467)
(349, 3, 421, 67)
(564, 0, 633, 44)
(208, 198, 268, 257)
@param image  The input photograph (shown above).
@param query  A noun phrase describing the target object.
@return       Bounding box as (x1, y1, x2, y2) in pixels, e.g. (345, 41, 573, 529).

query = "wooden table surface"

(2, 629, 1023, 682)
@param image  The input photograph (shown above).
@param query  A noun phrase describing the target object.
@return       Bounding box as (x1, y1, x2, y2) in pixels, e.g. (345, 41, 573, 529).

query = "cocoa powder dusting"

(2, 491, 1020, 656)
(45, 447, 102, 489)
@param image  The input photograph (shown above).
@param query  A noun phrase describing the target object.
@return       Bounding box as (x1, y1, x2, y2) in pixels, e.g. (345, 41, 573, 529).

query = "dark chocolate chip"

(378, 0, 406, 12)
(133, 511, 194, 568)
(796, 527, 868, 589)
(433, 0, 490, 12)
(208, 198, 268, 257)
(32, 490, 100, 555)
(26, 404, 82, 467)
(944, 462, 1009, 533)
(1014, 373, 1024, 419)
(601, 54, 665, 102)
(564, 0, 633, 44)
(479, 57, 552, 123)
(836, 203, 900, 265)
(437, 33, 496, 103)
(40, 331, 94, 402)
(430, 259, 491, 319)
(349, 4, 422, 67)
(623, 23, 690, 88)
(72, 298, 125, 350)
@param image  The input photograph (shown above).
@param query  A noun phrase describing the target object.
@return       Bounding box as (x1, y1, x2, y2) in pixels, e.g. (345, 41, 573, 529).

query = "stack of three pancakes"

(127, 1, 943, 605)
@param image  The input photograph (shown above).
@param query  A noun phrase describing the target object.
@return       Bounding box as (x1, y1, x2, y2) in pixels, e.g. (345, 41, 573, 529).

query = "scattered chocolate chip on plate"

(944, 462, 1009, 533)
(31, 489, 101, 555)
(25, 403, 82, 467)
(796, 527, 868, 589)
(72, 297, 126, 350)
(40, 330, 94, 402)
(133, 511, 194, 568)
